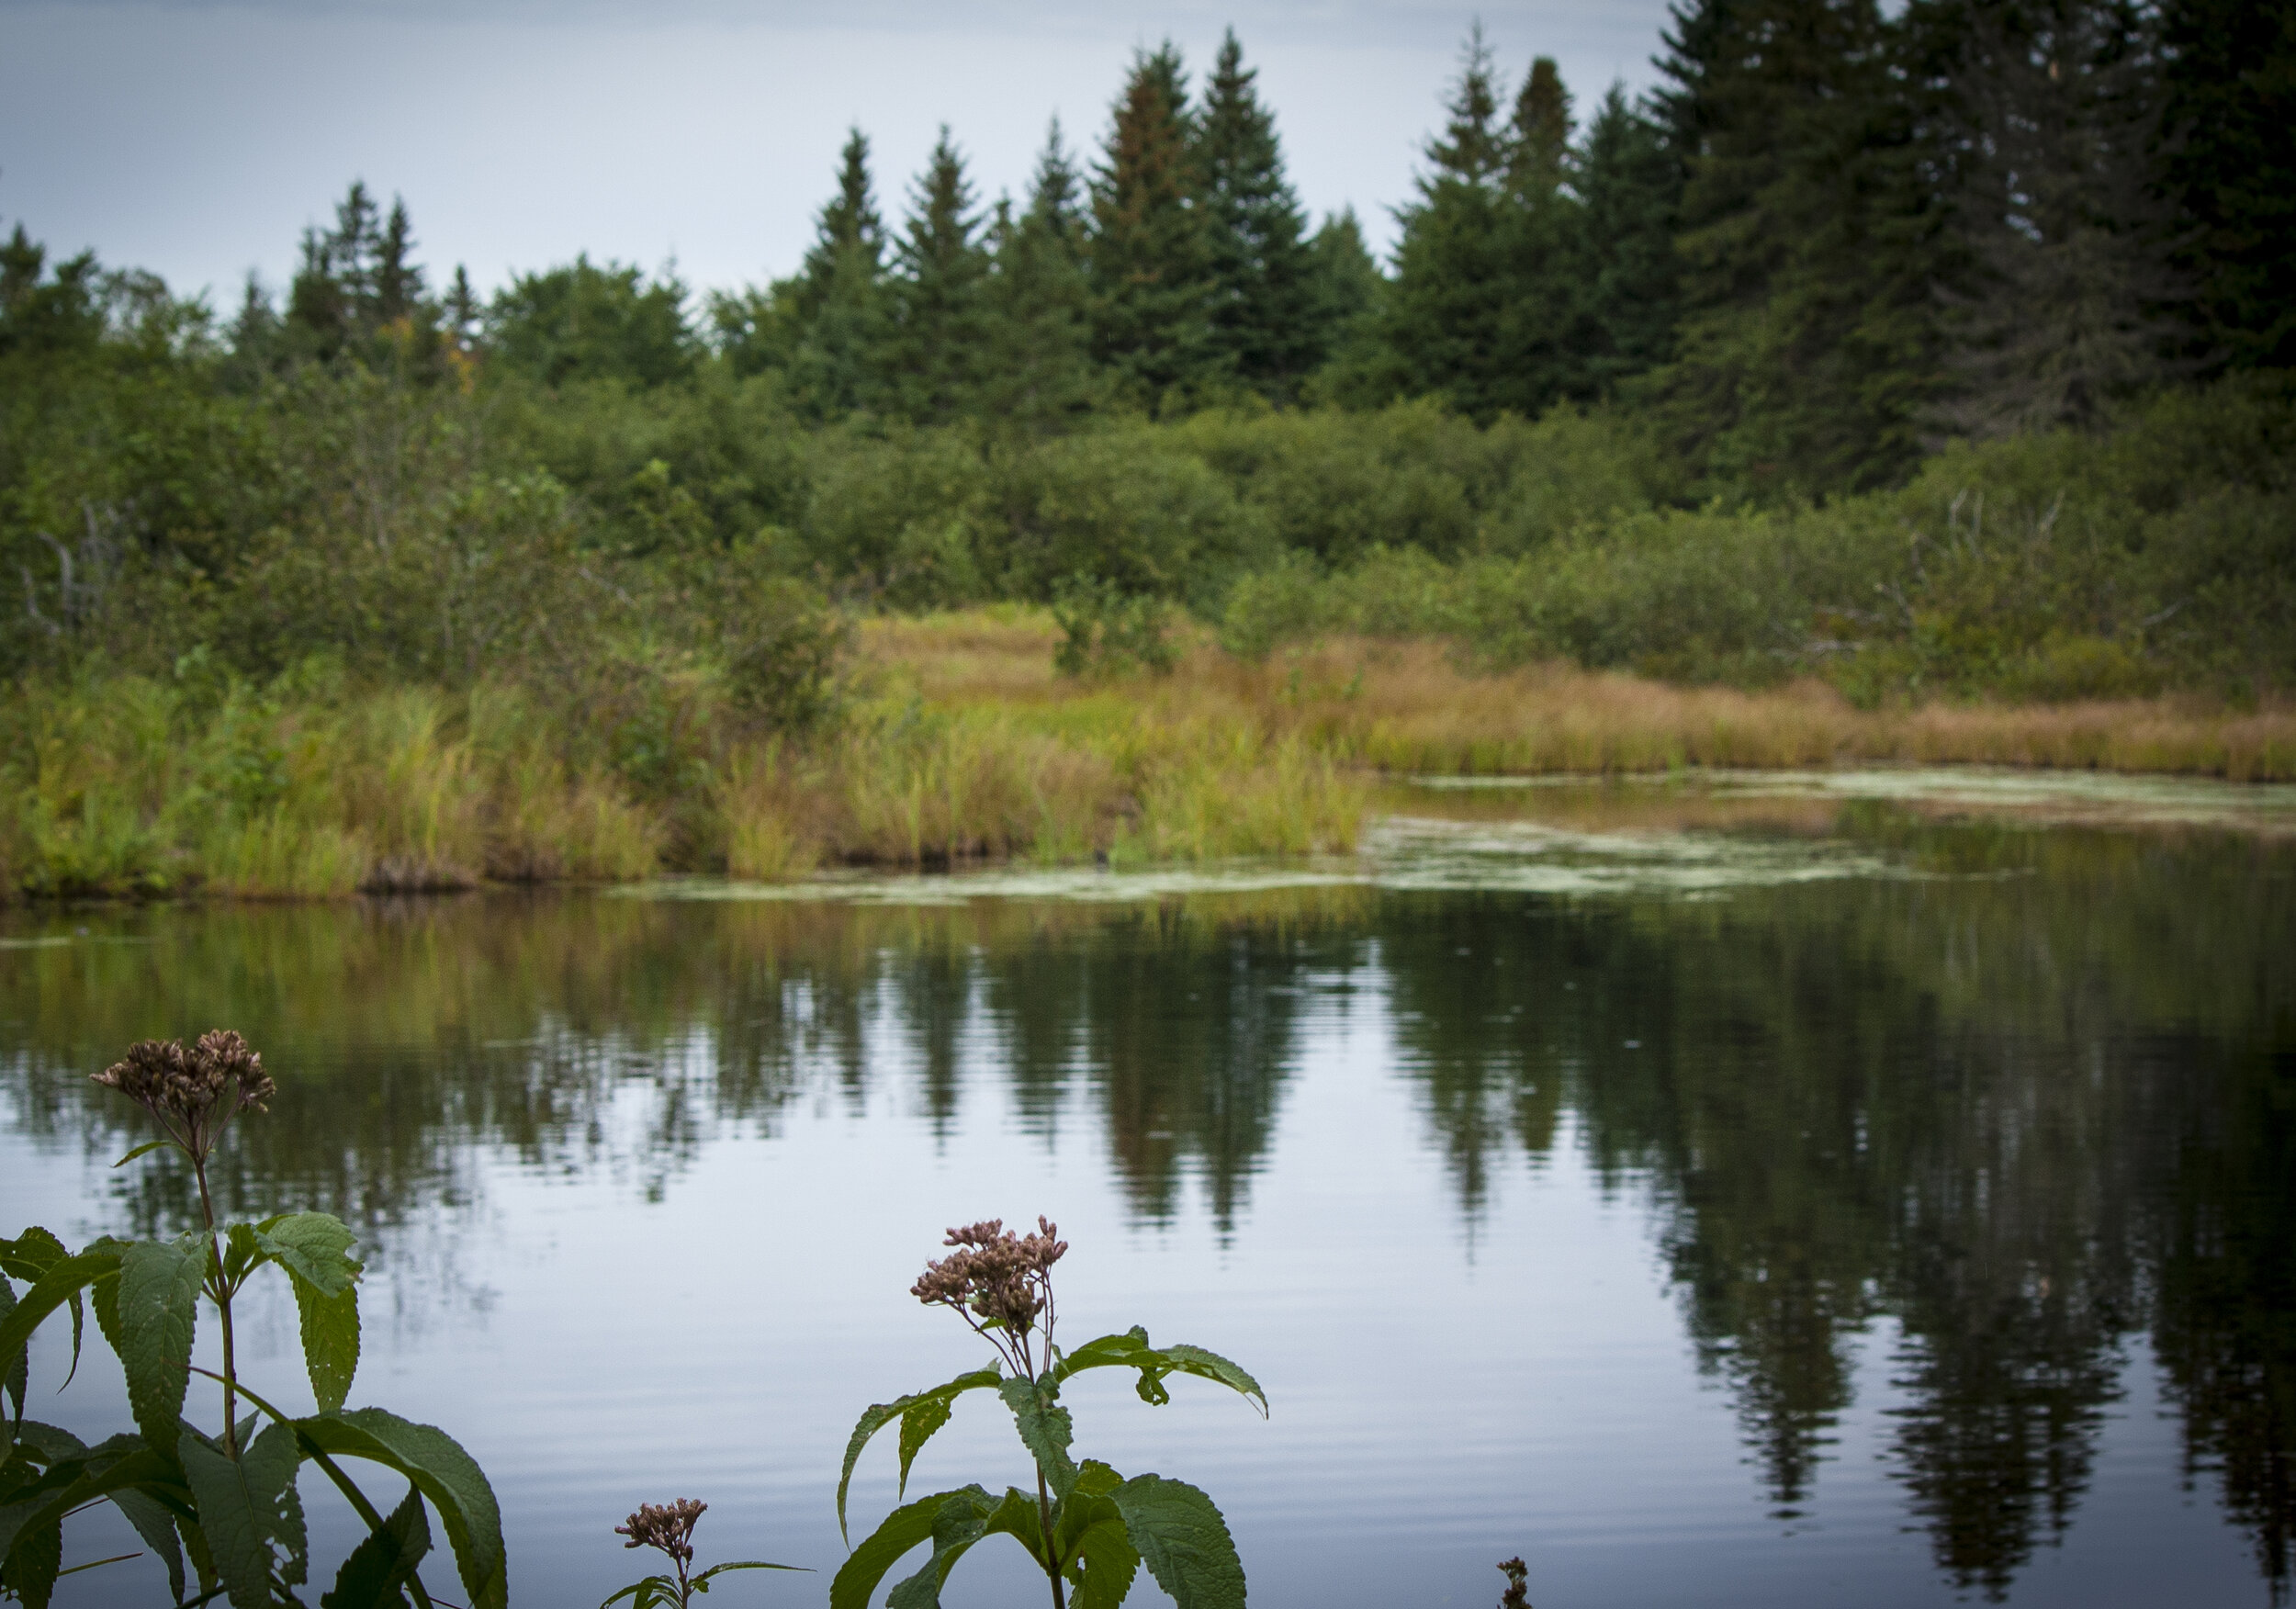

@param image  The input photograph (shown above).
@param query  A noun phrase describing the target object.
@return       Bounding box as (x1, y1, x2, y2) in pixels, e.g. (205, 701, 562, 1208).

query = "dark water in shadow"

(4, 783, 2292, 1607)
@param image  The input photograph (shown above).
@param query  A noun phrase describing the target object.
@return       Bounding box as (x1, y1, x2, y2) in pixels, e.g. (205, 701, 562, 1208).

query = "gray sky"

(0, 1, 1674, 308)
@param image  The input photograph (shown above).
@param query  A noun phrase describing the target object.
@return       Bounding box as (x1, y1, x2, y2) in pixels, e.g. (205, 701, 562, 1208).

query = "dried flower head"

(616, 1499, 707, 1568)
(911, 1216, 1068, 1375)
(1497, 1556, 1531, 1609)
(92, 1030, 277, 1164)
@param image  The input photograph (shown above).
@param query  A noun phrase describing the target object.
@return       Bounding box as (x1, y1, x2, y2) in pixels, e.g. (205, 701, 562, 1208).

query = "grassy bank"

(6, 612, 2289, 903)
(0, 661, 1367, 900)
(870, 612, 2296, 781)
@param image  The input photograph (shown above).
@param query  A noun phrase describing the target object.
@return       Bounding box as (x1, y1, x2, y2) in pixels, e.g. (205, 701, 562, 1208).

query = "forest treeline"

(4, 0, 2294, 720)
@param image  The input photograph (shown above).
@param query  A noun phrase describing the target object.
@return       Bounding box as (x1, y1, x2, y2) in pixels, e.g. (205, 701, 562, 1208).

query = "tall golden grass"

(863, 612, 2296, 782)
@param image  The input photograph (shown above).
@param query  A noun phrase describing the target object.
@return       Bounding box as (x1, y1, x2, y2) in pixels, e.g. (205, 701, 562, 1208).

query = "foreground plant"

(0, 1030, 505, 1609)
(834, 1217, 1265, 1609)
(602, 1498, 805, 1609)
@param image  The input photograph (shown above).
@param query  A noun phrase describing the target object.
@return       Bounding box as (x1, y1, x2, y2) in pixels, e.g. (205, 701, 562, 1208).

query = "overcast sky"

(1, 1, 1675, 309)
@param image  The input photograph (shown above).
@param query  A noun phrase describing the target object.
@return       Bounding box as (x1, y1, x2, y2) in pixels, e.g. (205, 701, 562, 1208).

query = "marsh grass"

(863, 613, 2296, 782)
(3, 609, 2284, 903)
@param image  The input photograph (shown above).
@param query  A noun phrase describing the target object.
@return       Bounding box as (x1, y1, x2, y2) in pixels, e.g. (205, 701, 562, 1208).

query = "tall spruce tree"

(1090, 42, 1218, 406)
(1509, 57, 1575, 195)
(1381, 25, 1520, 417)
(886, 127, 990, 422)
(2157, 0, 2296, 367)
(1299, 208, 1393, 403)
(1908, 0, 2187, 433)
(755, 129, 891, 415)
(1198, 28, 1322, 399)
(1496, 55, 1600, 411)
(1649, 0, 1941, 492)
(980, 118, 1101, 431)
(1576, 85, 1683, 390)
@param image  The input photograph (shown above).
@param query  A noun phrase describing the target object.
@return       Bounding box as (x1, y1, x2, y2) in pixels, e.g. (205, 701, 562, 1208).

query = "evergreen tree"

(2157, 0, 2296, 367)
(487, 257, 696, 388)
(886, 127, 990, 422)
(283, 182, 440, 362)
(375, 198, 422, 327)
(1380, 26, 1518, 417)
(979, 118, 1100, 431)
(1508, 56, 1575, 196)
(1908, 0, 2188, 434)
(1576, 85, 1683, 389)
(1090, 42, 1217, 406)
(1197, 28, 1322, 399)
(716, 129, 889, 414)
(444, 265, 480, 351)
(1494, 54, 1599, 411)
(1648, 0, 1941, 492)
(1299, 208, 1394, 404)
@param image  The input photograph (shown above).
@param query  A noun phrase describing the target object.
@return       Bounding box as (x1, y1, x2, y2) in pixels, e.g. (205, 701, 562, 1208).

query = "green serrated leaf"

(830, 1490, 956, 1609)
(0, 1509, 61, 1609)
(1050, 1329, 1266, 1417)
(112, 1139, 174, 1169)
(996, 1376, 1077, 1501)
(0, 1232, 54, 1283)
(884, 1485, 998, 1609)
(292, 1408, 506, 1609)
(1064, 1500, 1140, 1609)
(1, 1275, 22, 1427)
(599, 1574, 677, 1609)
(0, 1251, 122, 1430)
(837, 1367, 1000, 1543)
(1153, 1345, 1266, 1416)
(221, 1223, 264, 1290)
(253, 1215, 362, 1299)
(895, 1396, 951, 1502)
(107, 1236, 206, 1457)
(0, 1441, 183, 1609)
(1110, 1474, 1244, 1609)
(692, 1558, 809, 1583)
(290, 1274, 360, 1413)
(321, 1484, 429, 1609)
(112, 1484, 189, 1604)
(181, 1422, 301, 1609)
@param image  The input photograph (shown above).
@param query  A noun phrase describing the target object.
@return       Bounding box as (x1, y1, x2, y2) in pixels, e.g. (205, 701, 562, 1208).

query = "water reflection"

(2, 806, 2290, 1603)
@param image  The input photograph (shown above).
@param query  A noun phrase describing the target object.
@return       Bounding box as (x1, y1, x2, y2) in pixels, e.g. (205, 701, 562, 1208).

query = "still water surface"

(4, 771, 2292, 1608)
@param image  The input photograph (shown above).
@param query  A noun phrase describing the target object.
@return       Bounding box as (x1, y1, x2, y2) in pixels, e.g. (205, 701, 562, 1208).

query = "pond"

(5, 769, 2293, 1608)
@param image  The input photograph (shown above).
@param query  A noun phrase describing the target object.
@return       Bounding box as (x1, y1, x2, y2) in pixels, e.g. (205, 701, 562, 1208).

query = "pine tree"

(2157, 0, 2296, 367)
(979, 118, 1101, 431)
(886, 127, 990, 422)
(1648, 0, 1940, 492)
(1381, 26, 1527, 418)
(1197, 28, 1322, 399)
(1089, 43, 1217, 406)
(1576, 85, 1683, 390)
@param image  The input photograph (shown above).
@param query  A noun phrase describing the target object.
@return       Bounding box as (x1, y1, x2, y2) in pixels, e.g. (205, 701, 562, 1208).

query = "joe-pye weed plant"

(835, 1218, 1264, 1609)
(0, 1031, 505, 1609)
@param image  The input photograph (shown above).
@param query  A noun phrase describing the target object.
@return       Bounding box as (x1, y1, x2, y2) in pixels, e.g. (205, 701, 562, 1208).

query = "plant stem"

(191, 1153, 239, 1457)
(1037, 1467, 1064, 1609)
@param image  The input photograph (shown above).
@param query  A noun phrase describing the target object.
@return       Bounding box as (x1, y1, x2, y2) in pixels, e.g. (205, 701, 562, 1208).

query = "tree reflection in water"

(0, 816, 2289, 1602)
